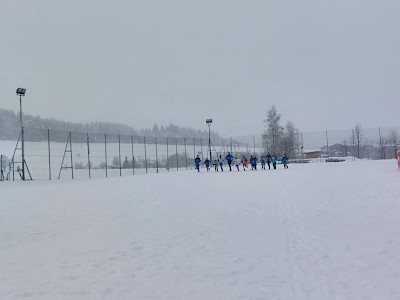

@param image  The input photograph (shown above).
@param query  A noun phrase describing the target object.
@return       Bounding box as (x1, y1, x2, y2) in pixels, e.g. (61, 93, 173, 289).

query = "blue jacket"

(266, 154, 271, 163)
(282, 156, 288, 164)
(204, 159, 210, 167)
(250, 157, 257, 165)
(195, 157, 201, 166)
(225, 154, 233, 162)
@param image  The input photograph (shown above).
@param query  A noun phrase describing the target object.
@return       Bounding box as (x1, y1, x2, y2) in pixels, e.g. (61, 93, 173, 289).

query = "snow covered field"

(1, 160, 400, 299)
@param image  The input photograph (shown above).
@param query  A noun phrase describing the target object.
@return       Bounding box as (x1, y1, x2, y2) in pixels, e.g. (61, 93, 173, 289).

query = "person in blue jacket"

(225, 152, 234, 171)
(272, 154, 278, 170)
(266, 153, 272, 170)
(250, 155, 257, 170)
(204, 157, 211, 172)
(261, 156, 266, 170)
(281, 154, 288, 169)
(195, 155, 201, 172)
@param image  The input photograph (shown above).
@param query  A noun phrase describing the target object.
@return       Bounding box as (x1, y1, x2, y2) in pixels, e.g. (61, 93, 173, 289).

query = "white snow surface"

(1, 160, 400, 300)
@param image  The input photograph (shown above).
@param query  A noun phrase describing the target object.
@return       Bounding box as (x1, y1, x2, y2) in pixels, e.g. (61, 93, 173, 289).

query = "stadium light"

(16, 88, 26, 127)
(206, 119, 213, 161)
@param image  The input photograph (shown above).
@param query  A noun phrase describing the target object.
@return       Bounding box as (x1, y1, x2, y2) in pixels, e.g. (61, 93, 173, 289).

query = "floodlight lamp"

(206, 119, 213, 124)
(16, 88, 26, 96)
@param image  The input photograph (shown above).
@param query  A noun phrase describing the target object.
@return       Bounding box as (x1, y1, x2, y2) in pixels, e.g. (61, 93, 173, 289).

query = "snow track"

(1, 160, 400, 299)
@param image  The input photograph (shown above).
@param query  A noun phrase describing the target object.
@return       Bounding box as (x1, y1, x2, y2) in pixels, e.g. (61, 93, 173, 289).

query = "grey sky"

(1, 0, 399, 136)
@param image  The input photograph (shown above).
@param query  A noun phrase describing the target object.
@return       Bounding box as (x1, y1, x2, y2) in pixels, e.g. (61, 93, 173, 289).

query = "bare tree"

(378, 128, 387, 159)
(342, 139, 348, 157)
(387, 129, 399, 158)
(263, 105, 283, 154)
(282, 121, 301, 158)
(353, 124, 366, 159)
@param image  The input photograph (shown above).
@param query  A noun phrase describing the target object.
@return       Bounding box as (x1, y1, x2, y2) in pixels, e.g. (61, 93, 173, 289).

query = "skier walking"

(195, 155, 201, 172)
(281, 154, 288, 169)
(225, 152, 234, 171)
(241, 155, 248, 171)
(204, 158, 211, 172)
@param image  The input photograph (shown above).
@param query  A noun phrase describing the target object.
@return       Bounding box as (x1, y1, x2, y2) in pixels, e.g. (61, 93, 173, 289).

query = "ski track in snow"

(1, 160, 400, 299)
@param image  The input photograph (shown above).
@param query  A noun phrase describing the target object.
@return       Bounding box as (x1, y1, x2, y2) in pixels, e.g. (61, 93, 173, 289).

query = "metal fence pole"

(155, 137, 159, 173)
(193, 138, 196, 158)
(48, 129, 51, 180)
(175, 138, 178, 171)
(144, 136, 148, 174)
(379, 127, 383, 159)
(105, 134, 108, 178)
(301, 132, 304, 157)
(87, 133, 91, 179)
(21, 127, 25, 180)
(326, 130, 329, 158)
(119, 135, 122, 177)
(167, 137, 169, 172)
(184, 138, 188, 170)
(70, 132, 74, 180)
(131, 135, 135, 175)
(200, 139, 204, 160)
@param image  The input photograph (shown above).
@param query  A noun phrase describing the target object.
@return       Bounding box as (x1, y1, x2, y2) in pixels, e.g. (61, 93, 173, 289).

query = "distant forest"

(0, 109, 224, 142)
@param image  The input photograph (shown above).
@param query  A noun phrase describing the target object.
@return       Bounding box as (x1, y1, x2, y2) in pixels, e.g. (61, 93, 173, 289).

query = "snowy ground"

(1, 160, 400, 300)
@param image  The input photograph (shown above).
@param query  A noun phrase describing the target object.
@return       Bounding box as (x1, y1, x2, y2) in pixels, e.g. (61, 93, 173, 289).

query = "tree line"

(0, 108, 223, 142)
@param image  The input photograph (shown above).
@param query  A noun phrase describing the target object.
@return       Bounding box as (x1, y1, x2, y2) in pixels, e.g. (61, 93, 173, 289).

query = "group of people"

(194, 152, 289, 172)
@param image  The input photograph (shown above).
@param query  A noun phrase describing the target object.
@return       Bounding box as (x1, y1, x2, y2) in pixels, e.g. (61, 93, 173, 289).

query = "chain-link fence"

(1, 126, 399, 181)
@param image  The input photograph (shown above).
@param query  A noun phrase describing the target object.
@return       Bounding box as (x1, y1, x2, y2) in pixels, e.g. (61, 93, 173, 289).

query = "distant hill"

(0, 109, 224, 142)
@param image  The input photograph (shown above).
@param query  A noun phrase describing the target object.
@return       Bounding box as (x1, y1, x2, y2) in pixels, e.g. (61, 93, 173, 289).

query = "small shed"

(304, 150, 321, 159)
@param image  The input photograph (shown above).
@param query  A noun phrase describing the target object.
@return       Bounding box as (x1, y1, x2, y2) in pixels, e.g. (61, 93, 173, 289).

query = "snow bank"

(1, 160, 400, 299)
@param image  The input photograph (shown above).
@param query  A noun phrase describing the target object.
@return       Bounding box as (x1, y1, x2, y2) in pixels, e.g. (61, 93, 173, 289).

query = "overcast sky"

(1, 0, 399, 136)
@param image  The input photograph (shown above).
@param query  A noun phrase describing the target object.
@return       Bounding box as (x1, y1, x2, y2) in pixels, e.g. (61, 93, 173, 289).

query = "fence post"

(184, 138, 188, 170)
(325, 130, 329, 158)
(119, 135, 122, 177)
(166, 137, 169, 172)
(87, 133, 91, 179)
(144, 136, 148, 174)
(200, 139, 204, 160)
(301, 132, 304, 158)
(70, 132, 74, 180)
(131, 135, 135, 175)
(1, 155, 3, 181)
(176, 138, 179, 171)
(48, 129, 51, 180)
(379, 127, 382, 160)
(155, 137, 159, 173)
(105, 134, 108, 178)
(21, 127, 25, 180)
(193, 138, 196, 159)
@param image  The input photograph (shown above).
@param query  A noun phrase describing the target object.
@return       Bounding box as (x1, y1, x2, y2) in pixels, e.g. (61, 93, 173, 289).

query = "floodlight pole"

(208, 124, 211, 161)
(206, 119, 212, 162)
(17, 89, 26, 180)
(19, 94, 23, 127)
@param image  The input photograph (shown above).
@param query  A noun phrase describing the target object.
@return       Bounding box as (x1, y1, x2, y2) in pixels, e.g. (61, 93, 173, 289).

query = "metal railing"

(1, 126, 399, 181)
